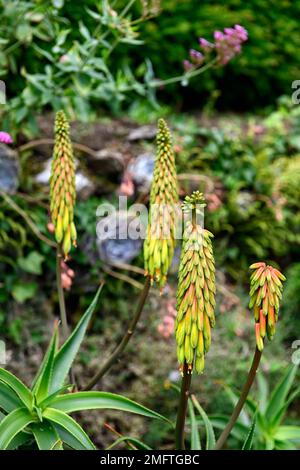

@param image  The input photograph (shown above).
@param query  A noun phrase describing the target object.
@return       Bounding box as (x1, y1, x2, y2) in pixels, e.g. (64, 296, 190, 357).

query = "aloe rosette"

(0, 286, 169, 450)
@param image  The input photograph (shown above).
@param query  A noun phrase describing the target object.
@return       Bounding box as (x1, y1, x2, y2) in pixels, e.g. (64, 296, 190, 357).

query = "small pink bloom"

(189, 49, 204, 65)
(214, 31, 225, 41)
(198, 38, 214, 53)
(0, 131, 13, 144)
(183, 59, 193, 71)
(47, 222, 55, 233)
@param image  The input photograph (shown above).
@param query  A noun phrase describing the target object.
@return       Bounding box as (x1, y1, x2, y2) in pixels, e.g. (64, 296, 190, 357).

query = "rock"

(127, 125, 156, 142)
(75, 171, 96, 199)
(87, 149, 125, 180)
(128, 153, 155, 192)
(96, 212, 143, 264)
(0, 144, 20, 194)
(98, 238, 142, 265)
(35, 159, 95, 198)
(34, 159, 51, 185)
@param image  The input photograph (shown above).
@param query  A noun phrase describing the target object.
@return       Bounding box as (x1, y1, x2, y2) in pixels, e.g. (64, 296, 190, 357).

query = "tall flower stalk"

(84, 118, 178, 390)
(215, 262, 286, 450)
(144, 118, 178, 289)
(50, 110, 76, 340)
(175, 191, 216, 449)
(50, 110, 77, 259)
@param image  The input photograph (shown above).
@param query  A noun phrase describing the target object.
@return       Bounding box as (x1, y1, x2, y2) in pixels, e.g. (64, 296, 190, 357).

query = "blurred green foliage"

(0, 0, 160, 135)
(1, 0, 300, 135)
(136, 0, 300, 110)
(171, 98, 300, 277)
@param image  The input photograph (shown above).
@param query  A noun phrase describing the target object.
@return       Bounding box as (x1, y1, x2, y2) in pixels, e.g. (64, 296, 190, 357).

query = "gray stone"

(96, 212, 143, 264)
(128, 153, 155, 192)
(87, 149, 125, 178)
(0, 144, 20, 194)
(128, 125, 156, 142)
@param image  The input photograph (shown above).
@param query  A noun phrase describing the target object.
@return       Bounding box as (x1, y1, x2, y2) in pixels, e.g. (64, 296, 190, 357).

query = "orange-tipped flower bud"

(249, 262, 286, 351)
(175, 192, 216, 374)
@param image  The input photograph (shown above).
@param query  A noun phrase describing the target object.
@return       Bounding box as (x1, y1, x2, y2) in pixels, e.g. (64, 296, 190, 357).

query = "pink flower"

(214, 31, 225, 41)
(189, 49, 204, 65)
(183, 59, 193, 71)
(214, 25, 248, 65)
(198, 37, 214, 53)
(0, 131, 13, 144)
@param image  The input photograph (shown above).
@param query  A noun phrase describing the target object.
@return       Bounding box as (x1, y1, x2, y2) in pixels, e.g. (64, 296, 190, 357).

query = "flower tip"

(249, 262, 266, 270)
(0, 131, 13, 144)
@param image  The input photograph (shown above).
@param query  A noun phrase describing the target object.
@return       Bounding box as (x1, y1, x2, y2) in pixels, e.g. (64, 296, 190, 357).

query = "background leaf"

(49, 391, 171, 424)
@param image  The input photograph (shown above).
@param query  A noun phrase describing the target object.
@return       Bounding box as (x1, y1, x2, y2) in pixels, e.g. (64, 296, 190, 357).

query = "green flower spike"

(144, 118, 179, 289)
(50, 110, 77, 259)
(175, 191, 216, 374)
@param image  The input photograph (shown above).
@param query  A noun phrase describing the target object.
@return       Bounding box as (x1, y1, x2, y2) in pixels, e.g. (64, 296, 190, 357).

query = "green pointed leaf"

(0, 408, 35, 450)
(257, 373, 269, 413)
(49, 285, 103, 394)
(52, 423, 90, 450)
(38, 385, 72, 410)
(270, 382, 300, 430)
(49, 391, 171, 424)
(34, 325, 58, 403)
(106, 436, 152, 450)
(50, 439, 64, 450)
(43, 408, 95, 450)
(275, 426, 300, 441)
(32, 322, 59, 392)
(192, 395, 216, 450)
(6, 431, 32, 450)
(188, 399, 201, 450)
(222, 384, 250, 426)
(265, 437, 275, 450)
(242, 413, 257, 450)
(0, 381, 23, 413)
(265, 364, 298, 424)
(0, 368, 33, 409)
(195, 414, 248, 442)
(275, 440, 297, 450)
(32, 421, 61, 450)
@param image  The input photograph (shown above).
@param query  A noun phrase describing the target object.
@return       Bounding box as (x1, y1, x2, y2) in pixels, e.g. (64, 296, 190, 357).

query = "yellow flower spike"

(144, 118, 179, 288)
(50, 110, 76, 259)
(249, 262, 285, 350)
(175, 192, 216, 374)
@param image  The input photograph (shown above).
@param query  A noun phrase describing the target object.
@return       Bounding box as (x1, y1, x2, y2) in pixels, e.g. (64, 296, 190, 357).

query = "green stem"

(83, 276, 151, 390)
(149, 58, 217, 88)
(56, 248, 69, 340)
(215, 347, 262, 450)
(56, 248, 76, 387)
(175, 362, 193, 450)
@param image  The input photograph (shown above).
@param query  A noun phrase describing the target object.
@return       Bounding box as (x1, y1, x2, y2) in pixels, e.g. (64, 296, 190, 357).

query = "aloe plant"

(0, 286, 170, 450)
